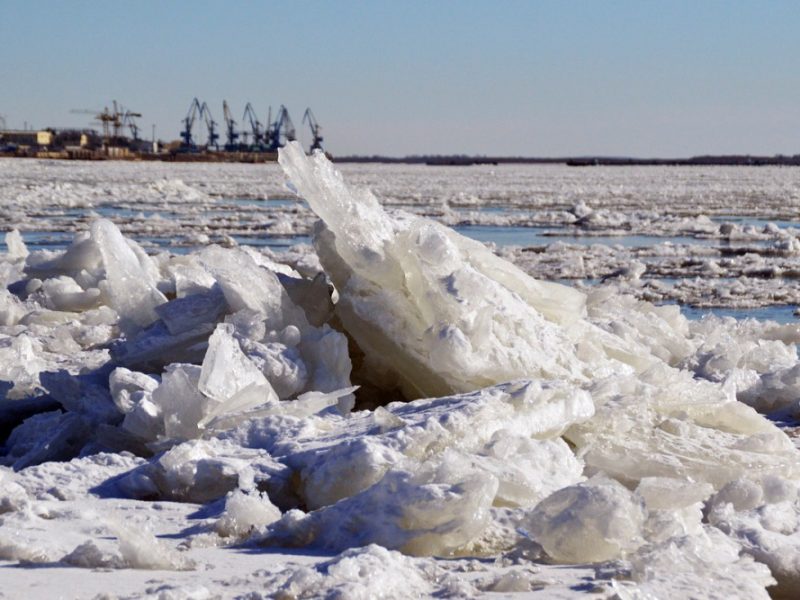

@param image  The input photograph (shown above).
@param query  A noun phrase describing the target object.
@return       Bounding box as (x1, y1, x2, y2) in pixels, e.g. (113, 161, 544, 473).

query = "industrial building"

(0, 128, 101, 158)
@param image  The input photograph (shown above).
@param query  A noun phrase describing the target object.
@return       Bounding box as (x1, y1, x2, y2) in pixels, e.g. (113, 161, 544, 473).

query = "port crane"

(267, 105, 296, 151)
(121, 108, 142, 141)
(175, 101, 327, 154)
(200, 102, 219, 150)
(94, 102, 122, 140)
(222, 100, 239, 150)
(302, 108, 323, 152)
(71, 101, 140, 144)
(242, 103, 264, 149)
(180, 98, 203, 148)
(264, 106, 274, 148)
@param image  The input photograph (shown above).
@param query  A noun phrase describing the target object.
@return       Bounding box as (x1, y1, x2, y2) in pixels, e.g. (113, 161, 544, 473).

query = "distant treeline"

(334, 154, 800, 167)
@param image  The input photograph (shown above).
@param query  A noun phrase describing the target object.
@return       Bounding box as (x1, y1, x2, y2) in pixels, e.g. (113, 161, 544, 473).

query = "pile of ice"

(2, 144, 800, 598)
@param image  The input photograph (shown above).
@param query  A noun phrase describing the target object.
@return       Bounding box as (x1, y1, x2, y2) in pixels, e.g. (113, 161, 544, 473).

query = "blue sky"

(1, 1, 798, 156)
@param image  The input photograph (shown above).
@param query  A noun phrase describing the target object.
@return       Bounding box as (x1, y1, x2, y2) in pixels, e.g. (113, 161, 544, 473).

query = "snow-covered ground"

(2, 152, 800, 598)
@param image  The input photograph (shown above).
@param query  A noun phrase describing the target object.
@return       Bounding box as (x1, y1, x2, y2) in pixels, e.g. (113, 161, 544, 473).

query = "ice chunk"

(215, 490, 281, 538)
(4, 411, 92, 471)
(471, 434, 582, 508)
(286, 387, 357, 417)
(263, 545, 451, 599)
(0, 290, 25, 326)
(708, 492, 800, 597)
(39, 369, 120, 424)
(565, 368, 800, 489)
(296, 325, 352, 393)
(107, 370, 161, 442)
(263, 465, 498, 556)
(710, 478, 766, 512)
(210, 387, 358, 432)
(523, 477, 646, 563)
(24, 232, 101, 280)
(0, 334, 47, 398)
(90, 219, 166, 334)
(277, 149, 800, 512)
(168, 261, 218, 297)
(38, 276, 101, 312)
(199, 245, 307, 332)
(740, 363, 800, 415)
(239, 339, 308, 399)
(586, 292, 694, 366)
(110, 319, 212, 370)
(277, 380, 591, 512)
(120, 395, 163, 440)
(5, 229, 28, 260)
(279, 143, 588, 399)
(118, 438, 290, 505)
(152, 439, 249, 502)
(154, 285, 226, 336)
(140, 325, 276, 438)
(153, 364, 208, 441)
(279, 271, 335, 327)
(636, 477, 714, 512)
(5, 229, 28, 259)
(196, 323, 278, 428)
(629, 528, 775, 600)
(61, 540, 123, 569)
(199, 324, 274, 402)
(109, 367, 159, 414)
(108, 520, 195, 570)
(165, 245, 355, 397)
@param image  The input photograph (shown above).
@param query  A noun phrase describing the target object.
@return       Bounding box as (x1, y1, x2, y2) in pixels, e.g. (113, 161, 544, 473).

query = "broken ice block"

(263, 466, 498, 556)
(91, 220, 166, 334)
(198, 324, 277, 407)
(199, 246, 307, 332)
(143, 324, 278, 441)
(279, 143, 590, 399)
(5, 230, 28, 260)
(154, 286, 226, 336)
(524, 477, 646, 563)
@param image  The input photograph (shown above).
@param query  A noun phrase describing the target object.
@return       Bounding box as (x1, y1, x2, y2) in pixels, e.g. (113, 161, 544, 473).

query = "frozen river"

(2, 158, 800, 316)
(3, 153, 800, 599)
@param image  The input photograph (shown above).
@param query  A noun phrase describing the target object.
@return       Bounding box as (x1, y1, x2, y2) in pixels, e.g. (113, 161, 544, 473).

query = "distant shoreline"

(334, 154, 800, 167)
(2, 151, 800, 166)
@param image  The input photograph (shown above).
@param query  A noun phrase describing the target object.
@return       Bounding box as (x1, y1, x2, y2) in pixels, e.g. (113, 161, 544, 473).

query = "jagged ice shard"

(280, 143, 591, 398)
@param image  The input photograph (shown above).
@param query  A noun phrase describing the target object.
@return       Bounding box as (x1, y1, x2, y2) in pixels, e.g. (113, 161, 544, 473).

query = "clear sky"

(1, 0, 798, 157)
